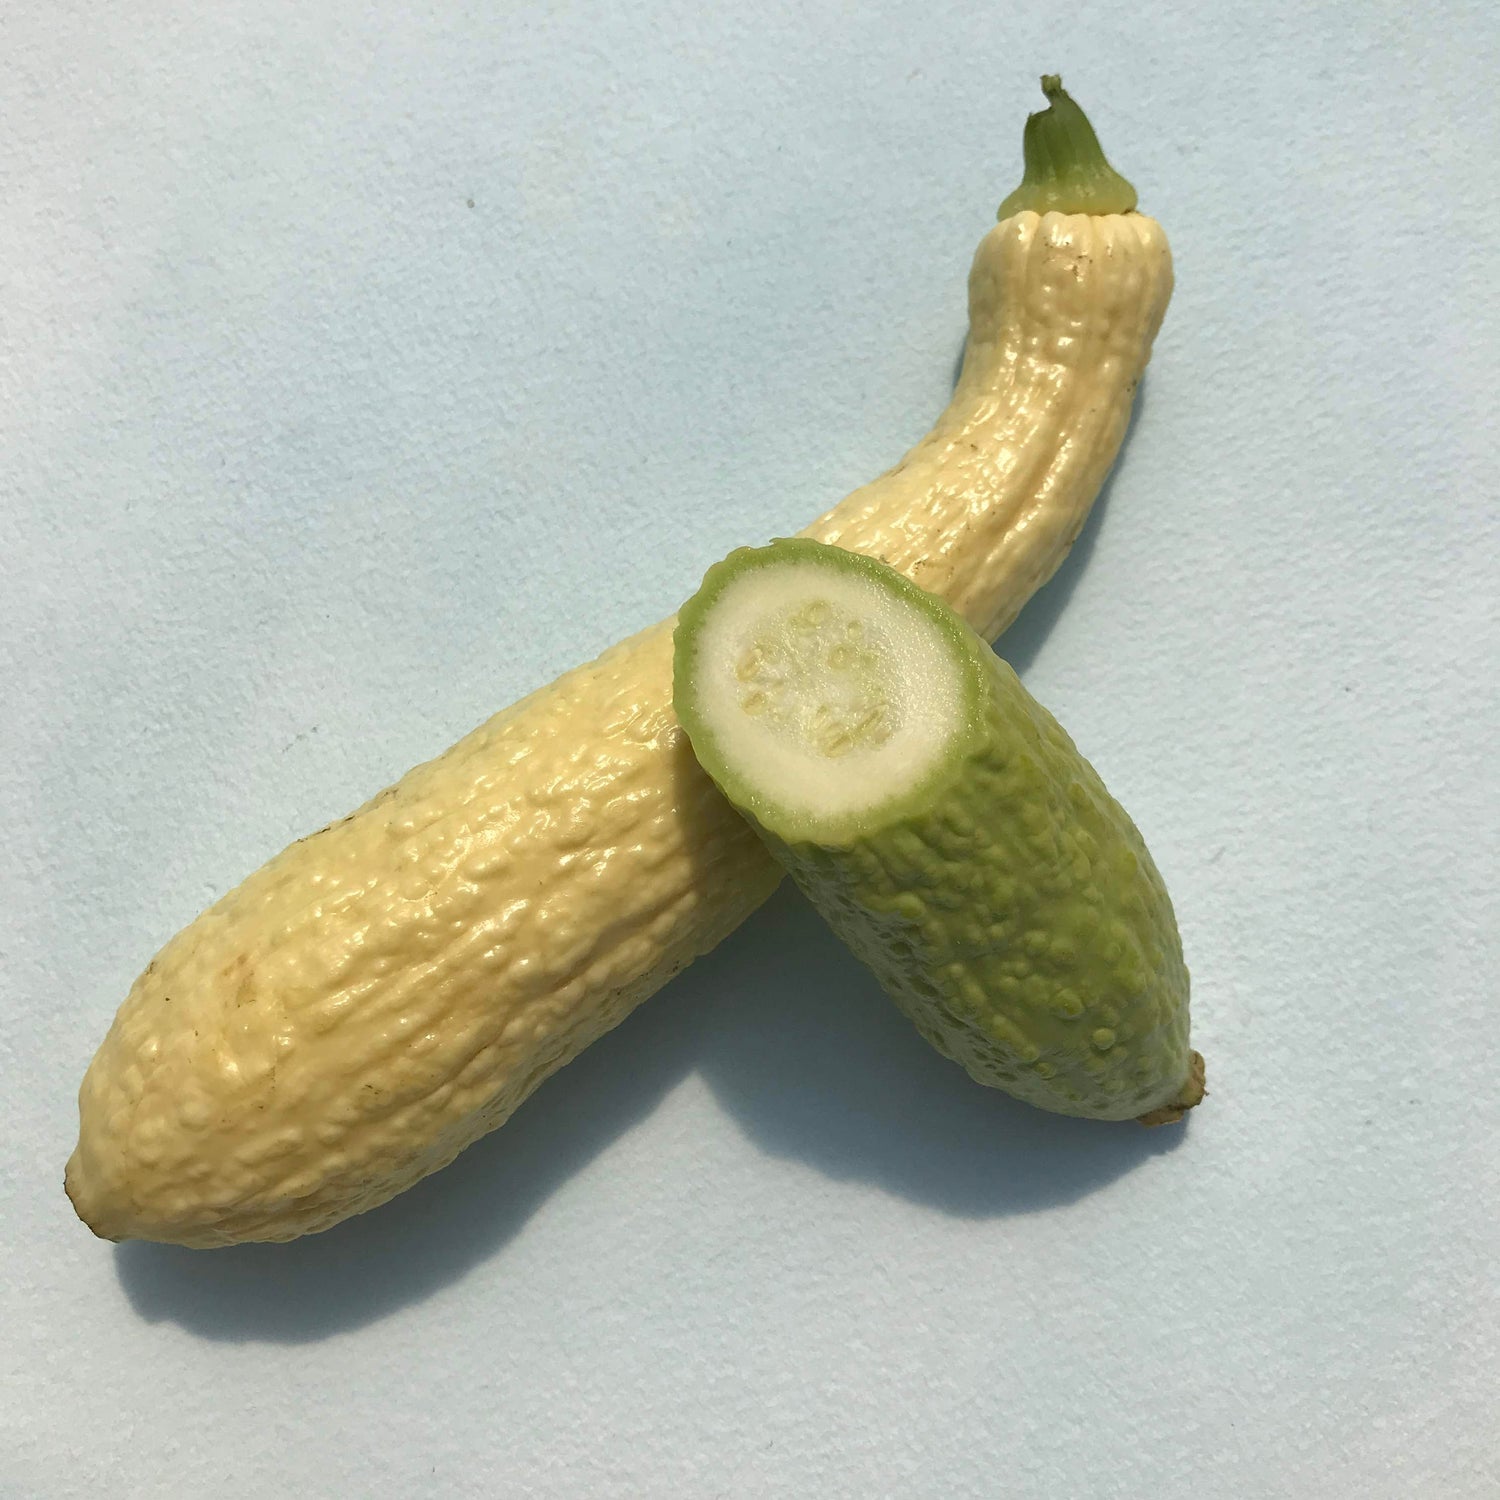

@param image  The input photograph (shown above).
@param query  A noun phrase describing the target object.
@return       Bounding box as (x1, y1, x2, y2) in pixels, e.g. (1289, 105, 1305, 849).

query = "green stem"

(997, 75, 1138, 220)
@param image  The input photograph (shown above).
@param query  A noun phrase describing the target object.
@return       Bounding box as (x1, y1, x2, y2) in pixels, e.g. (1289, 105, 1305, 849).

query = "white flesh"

(692, 561, 967, 825)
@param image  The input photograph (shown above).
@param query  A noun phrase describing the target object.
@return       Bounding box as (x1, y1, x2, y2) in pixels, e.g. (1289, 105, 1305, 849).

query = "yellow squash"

(68, 89, 1174, 1246)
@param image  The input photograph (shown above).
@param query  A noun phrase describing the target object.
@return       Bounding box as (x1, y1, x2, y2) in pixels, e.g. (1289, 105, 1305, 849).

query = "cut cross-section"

(679, 544, 981, 842)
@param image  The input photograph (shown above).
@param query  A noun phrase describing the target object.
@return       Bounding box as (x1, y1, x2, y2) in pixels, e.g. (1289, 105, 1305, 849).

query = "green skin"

(674, 540, 1202, 1123)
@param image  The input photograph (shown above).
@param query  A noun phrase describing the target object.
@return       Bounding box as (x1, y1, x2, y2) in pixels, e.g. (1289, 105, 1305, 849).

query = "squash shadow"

(112, 373, 1166, 1343)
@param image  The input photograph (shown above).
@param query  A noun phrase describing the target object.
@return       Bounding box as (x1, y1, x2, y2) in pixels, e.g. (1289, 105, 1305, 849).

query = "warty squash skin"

(67, 209, 1174, 1245)
(674, 539, 1202, 1124)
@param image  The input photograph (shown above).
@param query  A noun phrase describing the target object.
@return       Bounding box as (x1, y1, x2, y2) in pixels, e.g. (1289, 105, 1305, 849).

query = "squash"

(672, 538, 1202, 1123)
(67, 82, 1174, 1245)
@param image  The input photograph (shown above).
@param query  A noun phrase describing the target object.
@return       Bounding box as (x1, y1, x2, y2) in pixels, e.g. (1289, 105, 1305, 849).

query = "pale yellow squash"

(67, 208, 1173, 1245)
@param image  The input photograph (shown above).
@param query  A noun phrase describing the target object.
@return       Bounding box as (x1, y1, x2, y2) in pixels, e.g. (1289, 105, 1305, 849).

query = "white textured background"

(3, 3, 1496, 1496)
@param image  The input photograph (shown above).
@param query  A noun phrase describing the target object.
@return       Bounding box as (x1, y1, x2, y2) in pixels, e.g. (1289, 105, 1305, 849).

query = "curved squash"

(67, 94, 1174, 1245)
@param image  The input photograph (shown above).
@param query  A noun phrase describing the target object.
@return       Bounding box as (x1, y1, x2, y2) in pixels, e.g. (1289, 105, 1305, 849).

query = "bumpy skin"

(812, 211, 1172, 642)
(67, 627, 772, 1245)
(67, 211, 1173, 1245)
(764, 660, 1199, 1122)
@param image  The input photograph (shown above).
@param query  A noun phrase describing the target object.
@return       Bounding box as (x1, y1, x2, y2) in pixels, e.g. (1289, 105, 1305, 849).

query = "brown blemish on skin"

(1137, 1050, 1206, 1126)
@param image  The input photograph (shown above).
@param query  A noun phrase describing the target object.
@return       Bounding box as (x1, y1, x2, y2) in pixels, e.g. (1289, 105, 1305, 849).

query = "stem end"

(998, 75, 1139, 221)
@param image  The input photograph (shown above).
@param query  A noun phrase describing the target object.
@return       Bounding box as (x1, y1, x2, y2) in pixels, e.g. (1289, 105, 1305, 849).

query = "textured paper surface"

(4, 4, 1496, 1496)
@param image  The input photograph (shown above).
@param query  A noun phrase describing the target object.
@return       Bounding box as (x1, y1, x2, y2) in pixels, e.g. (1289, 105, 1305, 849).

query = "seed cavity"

(732, 596, 898, 758)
